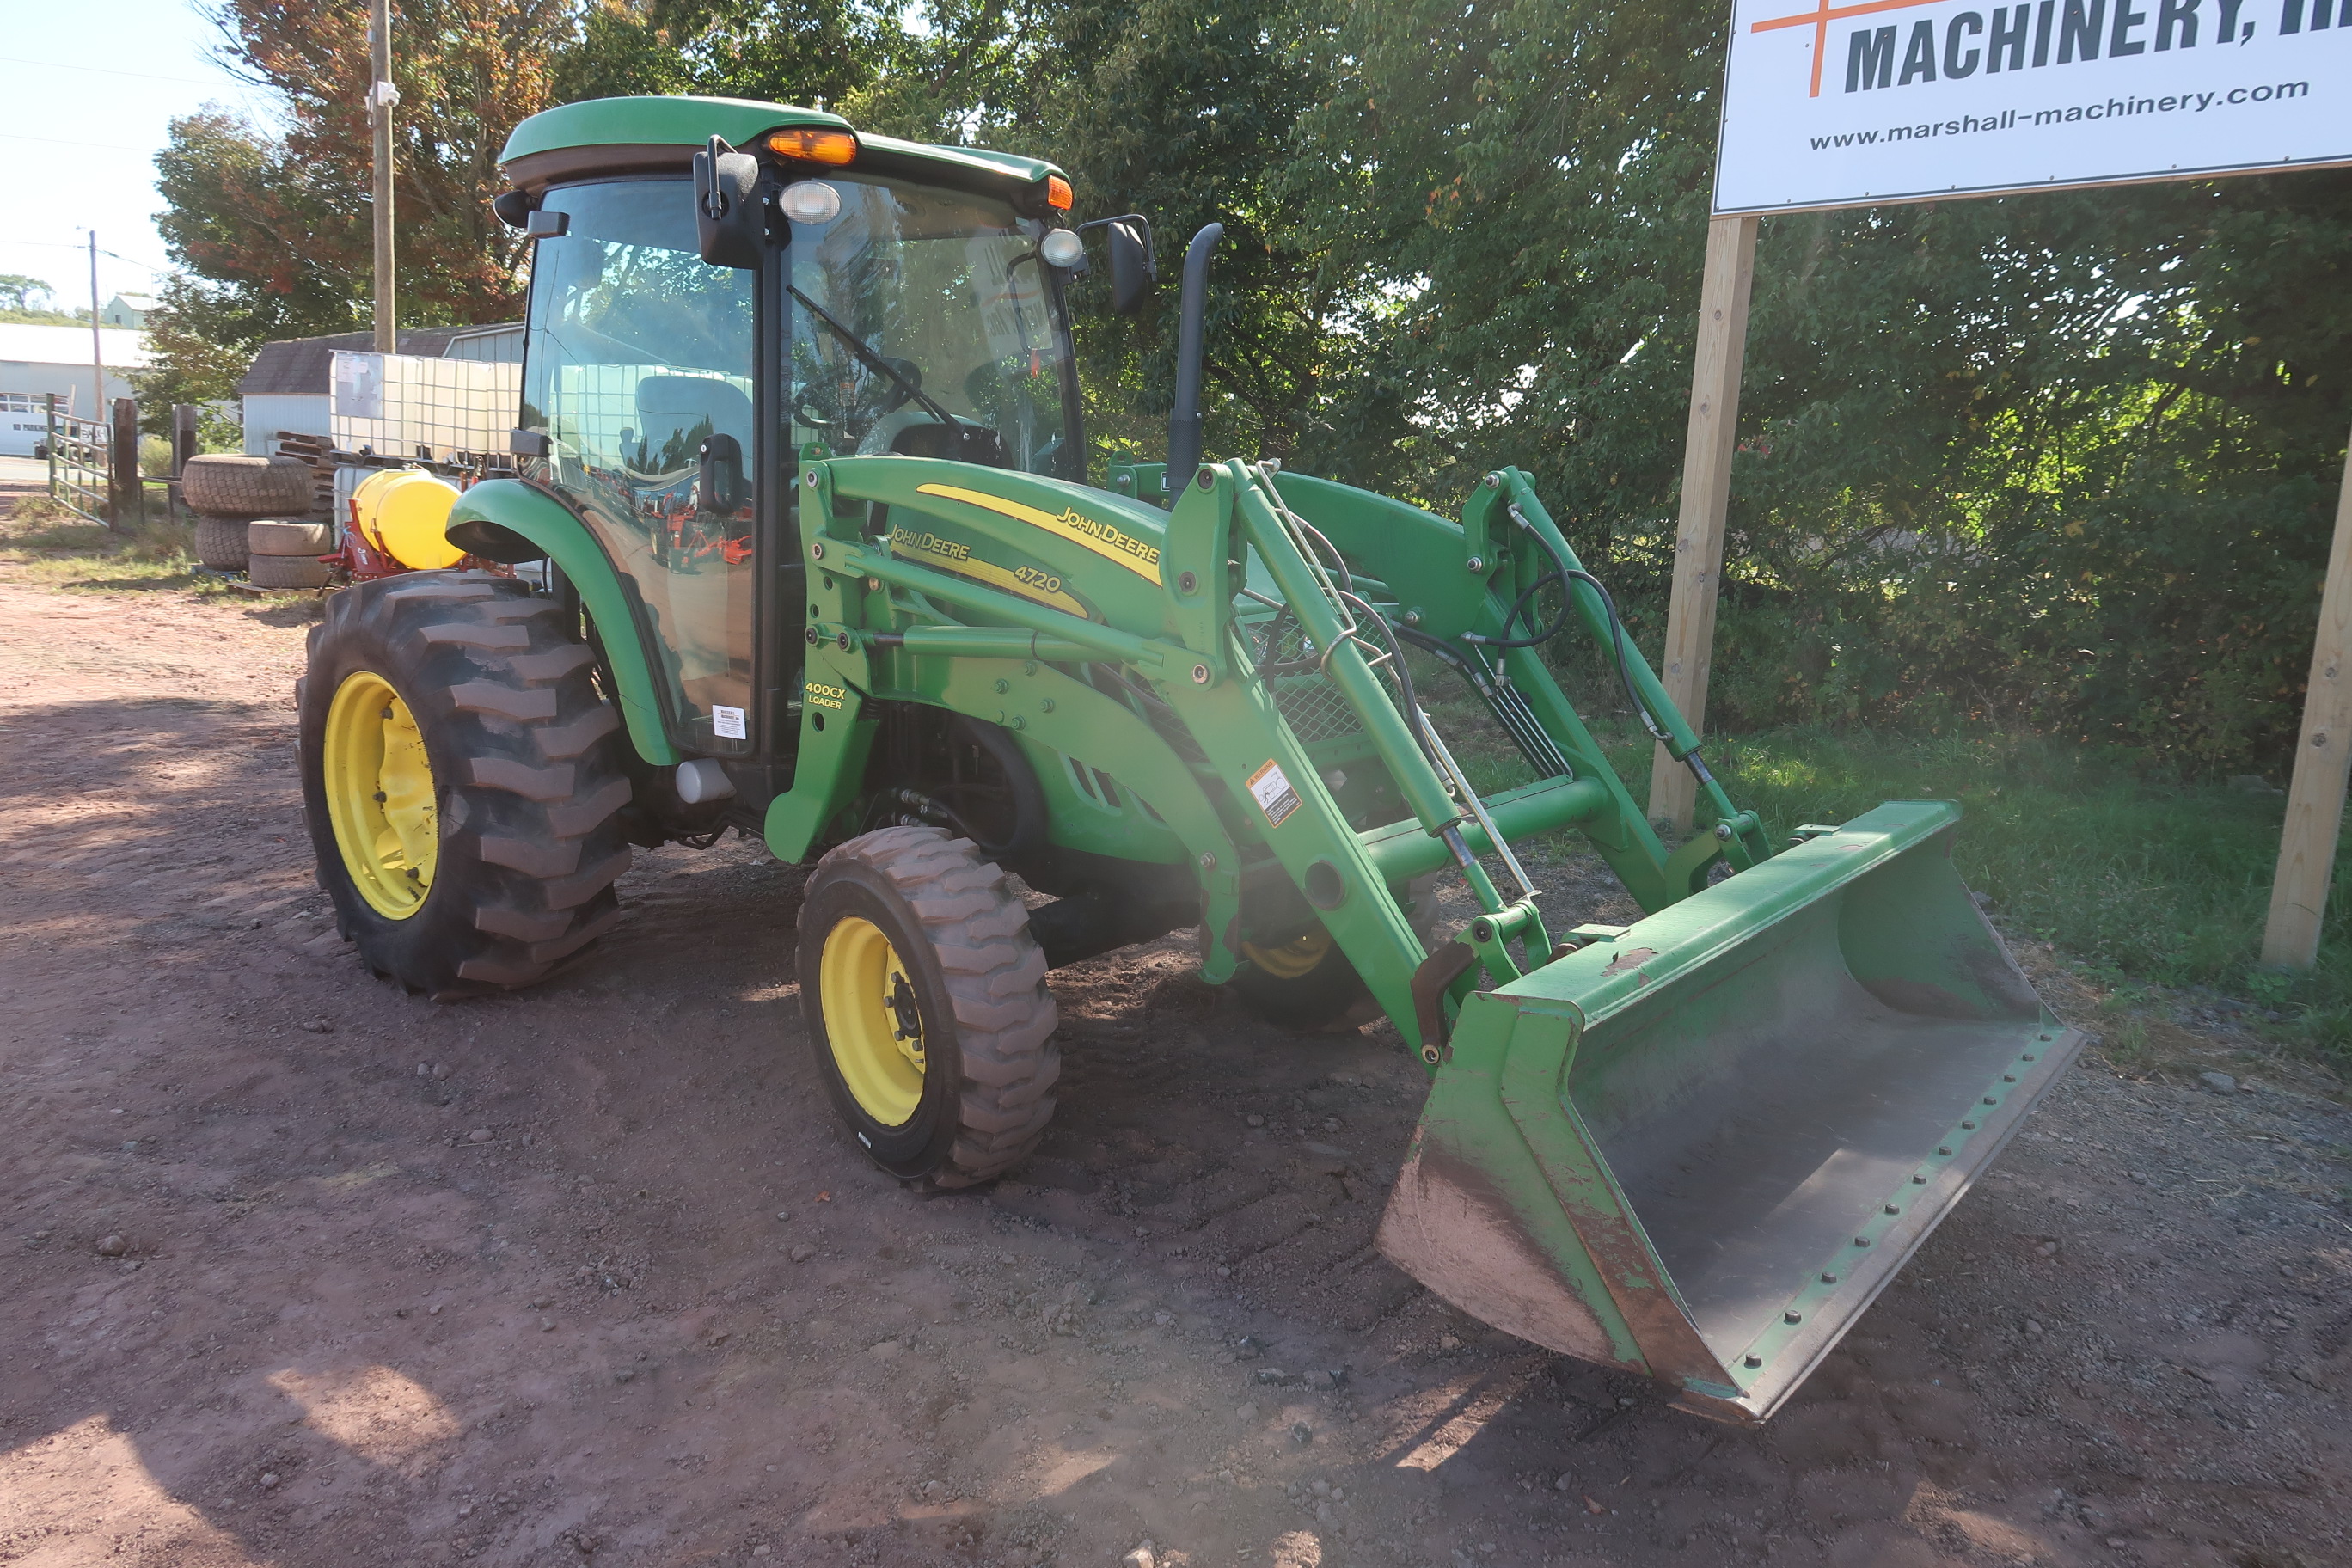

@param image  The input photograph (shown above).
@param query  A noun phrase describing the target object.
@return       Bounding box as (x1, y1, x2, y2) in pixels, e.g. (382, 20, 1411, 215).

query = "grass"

(0, 493, 230, 596)
(1407, 650, 2349, 1073)
(1674, 727, 2348, 1073)
(1701, 726, 2349, 1063)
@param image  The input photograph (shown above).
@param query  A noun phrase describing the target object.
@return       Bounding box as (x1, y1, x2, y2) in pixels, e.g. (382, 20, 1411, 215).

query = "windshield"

(785, 175, 1075, 479)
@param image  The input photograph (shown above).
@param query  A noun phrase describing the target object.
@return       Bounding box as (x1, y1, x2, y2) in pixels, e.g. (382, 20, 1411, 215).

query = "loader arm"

(775, 451, 1788, 1052)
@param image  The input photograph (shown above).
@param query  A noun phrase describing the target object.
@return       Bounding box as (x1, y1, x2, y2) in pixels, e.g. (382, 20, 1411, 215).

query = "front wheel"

(799, 826, 1059, 1188)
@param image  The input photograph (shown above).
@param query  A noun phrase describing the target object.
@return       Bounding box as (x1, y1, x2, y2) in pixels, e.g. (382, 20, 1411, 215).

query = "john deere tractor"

(298, 95, 2083, 1423)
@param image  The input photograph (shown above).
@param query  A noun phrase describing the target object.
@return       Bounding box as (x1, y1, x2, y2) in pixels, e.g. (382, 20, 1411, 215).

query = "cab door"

(518, 175, 775, 766)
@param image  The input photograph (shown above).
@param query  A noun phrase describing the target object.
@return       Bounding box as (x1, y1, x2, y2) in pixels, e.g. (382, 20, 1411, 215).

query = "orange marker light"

(1045, 175, 1073, 211)
(767, 127, 858, 166)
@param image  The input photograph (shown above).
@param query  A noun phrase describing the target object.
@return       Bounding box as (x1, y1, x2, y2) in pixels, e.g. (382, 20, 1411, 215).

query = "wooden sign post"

(1649, 213, 1757, 833)
(2261, 434, 2352, 970)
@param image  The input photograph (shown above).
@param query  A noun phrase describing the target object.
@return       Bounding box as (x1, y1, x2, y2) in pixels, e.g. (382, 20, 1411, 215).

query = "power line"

(0, 131, 156, 155)
(0, 53, 236, 88)
(5, 241, 173, 274)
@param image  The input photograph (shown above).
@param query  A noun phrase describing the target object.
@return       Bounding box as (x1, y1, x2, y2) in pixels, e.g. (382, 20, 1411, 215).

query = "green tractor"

(298, 95, 2083, 1423)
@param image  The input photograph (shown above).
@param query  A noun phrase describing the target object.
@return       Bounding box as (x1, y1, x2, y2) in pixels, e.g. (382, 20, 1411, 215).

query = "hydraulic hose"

(1462, 515, 1675, 753)
(1398, 624, 1573, 781)
(1330, 587, 1435, 769)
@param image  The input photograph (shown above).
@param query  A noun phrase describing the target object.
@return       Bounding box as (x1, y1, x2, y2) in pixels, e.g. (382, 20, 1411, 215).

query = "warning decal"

(1246, 759, 1302, 828)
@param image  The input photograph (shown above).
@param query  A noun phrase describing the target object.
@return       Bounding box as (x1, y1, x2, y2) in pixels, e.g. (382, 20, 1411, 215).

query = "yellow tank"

(352, 469, 465, 571)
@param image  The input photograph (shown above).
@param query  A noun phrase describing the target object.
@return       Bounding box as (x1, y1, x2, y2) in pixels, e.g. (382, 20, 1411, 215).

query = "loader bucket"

(1377, 800, 2085, 1424)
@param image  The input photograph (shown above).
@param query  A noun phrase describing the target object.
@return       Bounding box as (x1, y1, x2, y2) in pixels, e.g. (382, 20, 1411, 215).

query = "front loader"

(297, 95, 2084, 1424)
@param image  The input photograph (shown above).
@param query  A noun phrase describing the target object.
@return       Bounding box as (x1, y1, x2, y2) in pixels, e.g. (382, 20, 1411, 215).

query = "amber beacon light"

(767, 127, 858, 165)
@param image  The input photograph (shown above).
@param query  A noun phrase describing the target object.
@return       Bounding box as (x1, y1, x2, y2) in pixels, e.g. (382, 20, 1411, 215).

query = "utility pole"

(369, 0, 397, 355)
(87, 231, 104, 421)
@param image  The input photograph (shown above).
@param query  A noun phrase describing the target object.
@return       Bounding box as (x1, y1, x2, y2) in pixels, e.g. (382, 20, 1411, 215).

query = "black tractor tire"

(1228, 876, 1443, 1032)
(248, 553, 334, 589)
(193, 518, 250, 573)
(182, 453, 314, 518)
(248, 519, 335, 555)
(1228, 934, 1386, 1032)
(298, 570, 634, 999)
(799, 826, 1059, 1188)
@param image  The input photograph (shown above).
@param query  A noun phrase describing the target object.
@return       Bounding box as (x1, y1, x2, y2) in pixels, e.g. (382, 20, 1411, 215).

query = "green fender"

(445, 479, 680, 766)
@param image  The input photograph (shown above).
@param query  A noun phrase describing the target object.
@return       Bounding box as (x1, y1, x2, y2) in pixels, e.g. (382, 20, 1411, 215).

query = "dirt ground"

(2, 572, 2349, 1568)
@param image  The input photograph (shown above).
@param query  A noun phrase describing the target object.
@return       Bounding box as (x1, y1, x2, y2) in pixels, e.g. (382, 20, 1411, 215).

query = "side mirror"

(693, 136, 764, 269)
(1107, 218, 1155, 316)
(698, 432, 746, 515)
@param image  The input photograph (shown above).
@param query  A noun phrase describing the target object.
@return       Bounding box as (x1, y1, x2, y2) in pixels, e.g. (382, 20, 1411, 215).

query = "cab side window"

(519, 178, 761, 755)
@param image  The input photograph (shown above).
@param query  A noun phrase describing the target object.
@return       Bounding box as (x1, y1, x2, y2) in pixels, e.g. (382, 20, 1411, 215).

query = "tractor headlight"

(1038, 228, 1085, 268)
(781, 181, 842, 226)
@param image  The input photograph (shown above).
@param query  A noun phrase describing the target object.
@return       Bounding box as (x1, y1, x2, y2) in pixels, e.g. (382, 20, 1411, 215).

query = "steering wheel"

(868, 357, 923, 419)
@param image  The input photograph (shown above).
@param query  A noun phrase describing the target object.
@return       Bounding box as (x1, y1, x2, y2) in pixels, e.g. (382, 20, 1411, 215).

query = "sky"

(0, 0, 279, 312)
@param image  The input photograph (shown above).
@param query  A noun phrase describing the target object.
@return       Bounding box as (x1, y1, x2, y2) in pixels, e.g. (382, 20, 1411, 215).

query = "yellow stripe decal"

(914, 482, 1162, 585)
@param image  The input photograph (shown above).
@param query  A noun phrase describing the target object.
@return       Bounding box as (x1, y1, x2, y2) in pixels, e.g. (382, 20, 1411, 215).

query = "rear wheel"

(1230, 928, 1384, 1031)
(1228, 876, 1442, 1032)
(299, 571, 634, 997)
(799, 826, 1058, 1187)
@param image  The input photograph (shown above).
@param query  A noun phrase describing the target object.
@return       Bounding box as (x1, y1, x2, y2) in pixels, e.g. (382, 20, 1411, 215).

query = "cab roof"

(499, 95, 1067, 204)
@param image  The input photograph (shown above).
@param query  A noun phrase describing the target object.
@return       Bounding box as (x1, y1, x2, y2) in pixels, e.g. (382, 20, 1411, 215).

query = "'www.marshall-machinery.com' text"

(1810, 79, 2308, 148)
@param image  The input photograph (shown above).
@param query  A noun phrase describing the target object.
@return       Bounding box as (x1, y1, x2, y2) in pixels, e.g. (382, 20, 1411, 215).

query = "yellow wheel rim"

(1244, 927, 1333, 980)
(819, 916, 927, 1127)
(322, 671, 438, 920)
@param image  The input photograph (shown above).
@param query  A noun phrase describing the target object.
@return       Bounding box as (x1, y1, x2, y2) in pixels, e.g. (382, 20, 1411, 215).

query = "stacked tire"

(247, 519, 336, 588)
(179, 454, 319, 575)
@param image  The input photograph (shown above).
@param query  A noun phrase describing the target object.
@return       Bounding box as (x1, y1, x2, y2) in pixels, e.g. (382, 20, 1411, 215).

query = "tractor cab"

(491, 101, 1094, 775)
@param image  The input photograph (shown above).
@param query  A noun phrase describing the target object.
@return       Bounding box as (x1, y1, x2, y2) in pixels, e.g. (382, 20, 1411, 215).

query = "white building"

(99, 294, 156, 328)
(0, 323, 151, 456)
(0, 322, 150, 412)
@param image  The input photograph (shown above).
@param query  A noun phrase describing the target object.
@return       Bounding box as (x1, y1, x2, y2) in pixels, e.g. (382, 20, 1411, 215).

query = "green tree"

(1026, 0, 1355, 470)
(1281, 0, 2352, 769)
(147, 0, 582, 431)
(154, 110, 364, 349)
(126, 276, 257, 439)
(1284, 0, 1724, 539)
(554, 0, 1044, 144)
(0, 274, 51, 313)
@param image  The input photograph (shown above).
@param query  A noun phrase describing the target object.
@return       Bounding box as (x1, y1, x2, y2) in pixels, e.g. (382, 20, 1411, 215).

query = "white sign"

(1715, 0, 2352, 212)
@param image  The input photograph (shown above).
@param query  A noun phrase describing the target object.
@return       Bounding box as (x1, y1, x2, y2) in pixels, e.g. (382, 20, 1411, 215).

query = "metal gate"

(42, 397, 112, 524)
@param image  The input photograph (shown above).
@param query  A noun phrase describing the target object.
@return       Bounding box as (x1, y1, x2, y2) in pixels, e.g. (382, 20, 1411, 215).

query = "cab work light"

(767, 127, 858, 165)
